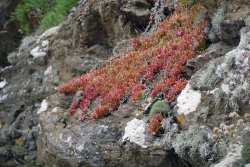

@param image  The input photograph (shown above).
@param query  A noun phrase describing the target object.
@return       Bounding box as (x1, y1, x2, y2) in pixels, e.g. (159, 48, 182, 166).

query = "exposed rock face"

(188, 28, 250, 125)
(37, 94, 189, 167)
(0, 0, 160, 166)
(185, 42, 233, 78)
(48, 0, 158, 81)
(172, 28, 250, 167)
(202, 0, 250, 45)
(0, 0, 22, 67)
(0, 0, 250, 166)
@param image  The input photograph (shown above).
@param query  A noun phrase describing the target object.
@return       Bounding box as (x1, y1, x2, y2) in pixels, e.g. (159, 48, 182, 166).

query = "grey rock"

(28, 141, 37, 151)
(33, 55, 47, 66)
(11, 145, 29, 159)
(204, 0, 250, 45)
(0, 146, 13, 161)
(24, 151, 37, 161)
(36, 94, 190, 167)
(185, 42, 233, 78)
(121, 0, 151, 28)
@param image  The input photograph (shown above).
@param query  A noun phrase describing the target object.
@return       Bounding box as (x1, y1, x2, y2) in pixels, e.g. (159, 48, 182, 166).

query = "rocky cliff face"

(0, 0, 163, 166)
(0, 0, 249, 167)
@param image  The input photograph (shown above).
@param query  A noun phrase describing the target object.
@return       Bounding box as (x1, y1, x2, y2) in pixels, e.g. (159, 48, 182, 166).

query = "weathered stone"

(0, 0, 250, 166)
(36, 94, 190, 167)
(203, 0, 250, 45)
(185, 42, 233, 78)
(0, 146, 13, 161)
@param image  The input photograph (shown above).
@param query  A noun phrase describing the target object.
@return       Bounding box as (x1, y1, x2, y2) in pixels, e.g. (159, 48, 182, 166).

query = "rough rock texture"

(202, 0, 250, 45)
(0, 0, 162, 166)
(0, 0, 23, 67)
(185, 42, 233, 78)
(188, 27, 250, 125)
(0, 0, 250, 166)
(37, 94, 190, 167)
(173, 27, 250, 167)
(48, 0, 165, 81)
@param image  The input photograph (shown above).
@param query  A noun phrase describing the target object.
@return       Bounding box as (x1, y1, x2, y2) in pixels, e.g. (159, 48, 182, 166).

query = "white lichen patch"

(176, 83, 201, 115)
(76, 144, 85, 152)
(44, 66, 53, 76)
(122, 118, 147, 148)
(0, 79, 7, 89)
(37, 99, 48, 114)
(0, 94, 8, 102)
(51, 107, 59, 113)
(65, 136, 73, 147)
(208, 88, 219, 95)
(30, 46, 46, 58)
(42, 40, 49, 47)
(213, 144, 243, 167)
(221, 83, 230, 95)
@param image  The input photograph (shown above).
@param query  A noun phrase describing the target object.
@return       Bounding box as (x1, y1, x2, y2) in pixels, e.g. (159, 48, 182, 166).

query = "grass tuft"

(13, 0, 78, 33)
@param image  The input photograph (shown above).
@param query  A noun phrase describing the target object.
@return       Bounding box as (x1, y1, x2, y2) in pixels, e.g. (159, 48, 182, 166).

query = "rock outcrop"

(0, 0, 249, 166)
(202, 0, 250, 45)
(0, 0, 163, 166)
(37, 94, 189, 167)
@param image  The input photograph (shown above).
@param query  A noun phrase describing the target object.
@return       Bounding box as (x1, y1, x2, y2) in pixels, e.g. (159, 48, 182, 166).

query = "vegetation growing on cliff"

(13, 0, 78, 33)
(60, 3, 207, 133)
(149, 100, 170, 119)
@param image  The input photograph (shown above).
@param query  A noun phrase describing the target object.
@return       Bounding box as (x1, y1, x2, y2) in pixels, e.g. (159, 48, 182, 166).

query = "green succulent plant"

(149, 100, 171, 119)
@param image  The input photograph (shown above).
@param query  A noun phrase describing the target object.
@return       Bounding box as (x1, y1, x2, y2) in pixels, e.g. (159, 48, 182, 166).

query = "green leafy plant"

(40, 0, 78, 30)
(39, 11, 63, 30)
(149, 100, 171, 119)
(13, 2, 32, 33)
(13, 0, 78, 33)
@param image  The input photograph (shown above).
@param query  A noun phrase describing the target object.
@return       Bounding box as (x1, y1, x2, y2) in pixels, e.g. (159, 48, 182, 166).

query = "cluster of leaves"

(13, 0, 78, 33)
(60, 4, 207, 122)
(147, 99, 171, 135)
(148, 113, 164, 135)
(40, 0, 78, 31)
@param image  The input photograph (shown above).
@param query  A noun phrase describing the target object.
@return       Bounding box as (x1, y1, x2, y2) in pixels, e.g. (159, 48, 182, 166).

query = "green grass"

(13, 2, 32, 33)
(40, 0, 78, 31)
(13, 0, 78, 33)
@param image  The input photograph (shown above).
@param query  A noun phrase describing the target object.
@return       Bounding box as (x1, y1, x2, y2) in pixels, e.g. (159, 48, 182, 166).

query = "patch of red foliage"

(148, 113, 164, 135)
(59, 4, 207, 121)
